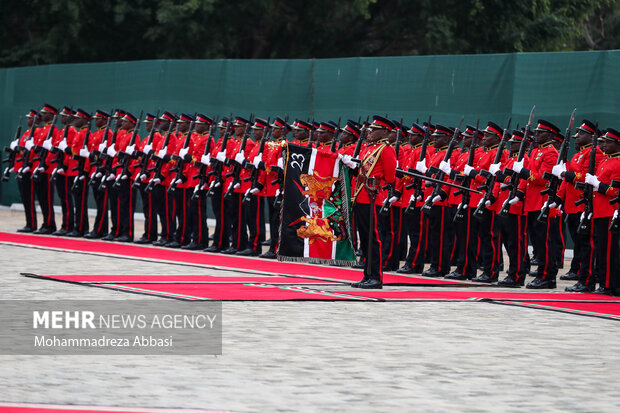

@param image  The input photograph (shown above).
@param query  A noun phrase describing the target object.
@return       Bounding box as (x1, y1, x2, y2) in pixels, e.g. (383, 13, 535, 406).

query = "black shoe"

(498, 276, 524, 288)
(165, 241, 181, 248)
(565, 282, 594, 293)
(350, 276, 370, 288)
(236, 248, 259, 256)
(261, 239, 271, 246)
(17, 226, 34, 233)
(181, 242, 204, 250)
(422, 268, 442, 278)
(134, 237, 153, 245)
(352, 261, 365, 269)
(445, 271, 466, 280)
(52, 229, 69, 236)
(259, 250, 277, 259)
(526, 277, 556, 289)
(593, 287, 615, 295)
(472, 273, 498, 283)
(204, 245, 221, 253)
(114, 235, 132, 242)
(84, 231, 104, 239)
(354, 279, 383, 289)
(66, 230, 83, 237)
(397, 264, 414, 274)
(560, 271, 579, 281)
(101, 233, 116, 241)
(221, 247, 238, 255)
(153, 238, 168, 246)
(34, 227, 54, 235)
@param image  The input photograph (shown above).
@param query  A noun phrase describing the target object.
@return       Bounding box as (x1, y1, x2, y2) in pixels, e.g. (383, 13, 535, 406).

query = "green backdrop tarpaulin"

(1, 50, 620, 207)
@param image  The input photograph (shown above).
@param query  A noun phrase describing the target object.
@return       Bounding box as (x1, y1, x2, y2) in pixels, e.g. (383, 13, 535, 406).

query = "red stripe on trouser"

(80, 180, 87, 231)
(253, 198, 261, 250)
(385, 209, 395, 264)
(30, 179, 36, 226)
(412, 210, 424, 264)
(218, 191, 225, 246)
(463, 211, 471, 272)
(558, 217, 565, 263)
(164, 190, 169, 237)
(47, 177, 53, 225)
(605, 228, 611, 288)
(373, 205, 384, 282)
(237, 195, 242, 249)
(64, 176, 69, 229)
(543, 217, 551, 280)
(489, 213, 496, 273)
(197, 196, 202, 243)
(586, 223, 595, 285)
(180, 189, 187, 243)
(129, 185, 134, 237)
(516, 215, 522, 277)
(97, 190, 107, 234)
(396, 208, 402, 261)
(147, 192, 152, 237)
(439, 207, 445, 269)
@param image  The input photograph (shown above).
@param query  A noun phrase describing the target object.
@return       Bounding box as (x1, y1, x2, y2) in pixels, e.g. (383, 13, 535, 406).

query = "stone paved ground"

(1, 208, 619, 413)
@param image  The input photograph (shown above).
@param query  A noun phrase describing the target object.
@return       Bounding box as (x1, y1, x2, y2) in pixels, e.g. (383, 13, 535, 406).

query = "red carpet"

(0, 402, 233, 413)
(29, 274, 338, 284)
(3, 232, 468, 286)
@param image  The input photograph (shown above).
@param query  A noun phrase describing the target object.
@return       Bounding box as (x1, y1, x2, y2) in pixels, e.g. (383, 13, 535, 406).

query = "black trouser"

(139, 184, 157, 241)
(54, 174, 75, 231)
(535, 215, 562, 281)
(152, 184, 175, 242)
(17, 173, 37, 229)
(576, 216, 596, 287)
(593, 217, 619, 290)
(211, 185, 230, 250)
(454, 209, 480, 278)
(355, 203, 383, 282)
(382, 206, 404, 270)
(500, 214, 529, 283)
(265, 196, 280, 252)
(110, 179, 136, 239)
(527, 211, 541, 262)
(189, 189, 208, 246)
(477, 208, 501, 277)
(428, 205, 455, 275)
(173, 187, 191, 245)
(34, 173, 56, 230)
(72, 176, 89, 234)
(403, 206, 427, 270)
(566, 212, 586, 274)
(228, 192, 247, 251)
(244, 195, 264, 252)
(91, 182, 109, 236)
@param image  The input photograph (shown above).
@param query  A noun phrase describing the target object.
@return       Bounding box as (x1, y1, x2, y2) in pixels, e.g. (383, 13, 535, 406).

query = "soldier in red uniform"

(397, 122, 430, 274)
(337, 120, 362, 257)
(134, 113, 159, 244)
(351, 115, 397, 289)
(12, 109, 39, 232)
(512, 120, 563, 288)
(290, 120, 312, 146)
(66, 109, 92, 237)
(51, 107, 76, 236)
(584, 128, 620, 295)
(314, 122, 337, 153)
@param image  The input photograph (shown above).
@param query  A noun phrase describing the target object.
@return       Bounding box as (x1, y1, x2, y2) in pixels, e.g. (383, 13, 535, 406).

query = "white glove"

(20, 166, 30, 174)
(252, 153, 262, 168)
(56, 168, 65, 175)
(107, 147, 116, 157)
(432, 195, 442, 204)
(277, 158, 284, 169)
(106, 173, 115, 181)
(438, 160, 451, 175)
(8, 167, 14, 173)
(98, 142, 107, 152)
(234, 152, 245, 164)
(613, 210, 618, 220)
(95, 172, 103, 178)
(250, 187, 260, 195)
(42, 139, 52, 151)
(157, 148, 167, 158)
(216, 151, 226, 162)
(489, 163, 501, 176)
(585, 173, 600, 190)
(125, 144, 136, 156)
(477, 198, 485, 208)
(25, 140, 34, 150)
(121, 174, 128, 180)
(233, 182, 241, 189)
(174, 179, 183, 185)
(58, 140, 68, 152)
(275, 188, 281, 197)
(458, 202, 468, 210)
(179, 147, 189, 158)
(464, 164, 474, 176)
(200, 154, 211, 166)
(415, 160, 427, 174)
(341, 154, 358, 169)
(508, 196, 519, 205)
(213, 181, 221, 188)
(512, 160, 524, 173)
(79, 175, 85, 180)
(388, 196, 399, 205)
(485, 200, 491, 207)
(425, 195, 432, 204)
(139, 174, 148, 182)
(151, 177, 161, 185)
(581, 211, 593, 221)
(36, 167, 44, 173)
(79, 148, 90, 158)
(143, 144, 153, 154)
(548, 201, 558, 209)
(10, 140, 18, 150)
(551, 162, 566, 178)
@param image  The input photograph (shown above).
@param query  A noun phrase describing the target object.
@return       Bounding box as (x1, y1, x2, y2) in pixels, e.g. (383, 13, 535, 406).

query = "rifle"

(453, 120, 480, 223)
(396, 168, 482, 194)
(609, 180, 620, 232)
(224, 118, 253, 199)
(49, 121, 72, 183)
(1, 119, 23, 182)
(31, 115, 58, 181)
(404, 116, 432, 215)
(498, 107, 536, 217)
(96, 121, 121, 191)
(144, 123, 176, 193)
(168, 120, 196, 193)
(379, 119, 403, 215)
(349, 121, 369, 164)
(113, 111, 144, 189)
(537, 108, 577, 223)
(574, 124, 599, 235)
(88, 116, 113, 188)
(329, 118, 341, 152)
(192, 120, 218, 200)
(420, 117, 464, 215)
(205, 121, 233, 198)
(472, 118, 512, 219)
(17, 115, 39, 180)
(242, 125, 272, 204)
(132, 110, 160, 189)
(71, 119, 93, 191)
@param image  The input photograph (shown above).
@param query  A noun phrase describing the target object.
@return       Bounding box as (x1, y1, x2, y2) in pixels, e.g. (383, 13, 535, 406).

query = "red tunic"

(354, 141, 397, 206)
(557, 145, 606, 214)
(523, 142, 560, 218)
(593, 154, 620, 218)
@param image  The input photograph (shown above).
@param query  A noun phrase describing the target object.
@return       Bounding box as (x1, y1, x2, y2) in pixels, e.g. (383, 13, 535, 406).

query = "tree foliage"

(1, 0, 618, 67)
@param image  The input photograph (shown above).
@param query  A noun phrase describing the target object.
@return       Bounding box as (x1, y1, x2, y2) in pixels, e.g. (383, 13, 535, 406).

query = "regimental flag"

(277, 143, 356, 265)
